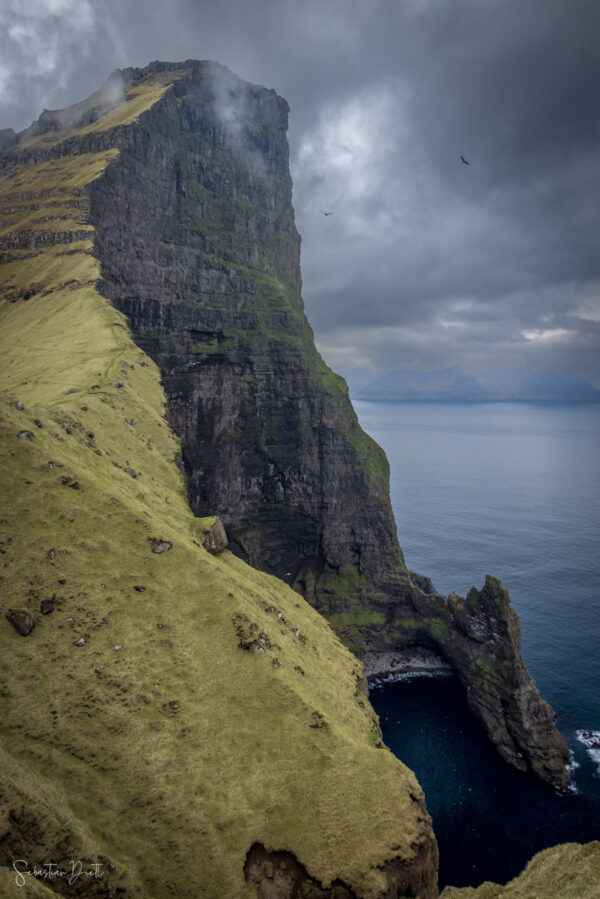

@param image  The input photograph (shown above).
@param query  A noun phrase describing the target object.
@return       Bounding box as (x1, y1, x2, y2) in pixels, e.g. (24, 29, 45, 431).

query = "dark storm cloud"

(2, 0, 599, 380)
(289, 0, 600, 378)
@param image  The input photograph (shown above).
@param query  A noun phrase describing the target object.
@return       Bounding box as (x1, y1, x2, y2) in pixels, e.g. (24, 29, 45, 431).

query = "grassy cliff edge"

(0, 76, 437, 898)
(1, 63, 598, 899)
(441, 841, 600, 899)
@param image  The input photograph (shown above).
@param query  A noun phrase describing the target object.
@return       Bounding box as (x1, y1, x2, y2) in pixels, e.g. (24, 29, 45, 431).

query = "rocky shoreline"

(364, 647, 454, 681)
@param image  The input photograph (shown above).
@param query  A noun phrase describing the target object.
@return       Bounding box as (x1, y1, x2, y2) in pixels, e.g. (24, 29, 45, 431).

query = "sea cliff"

(0, 63, 438, 898)
(0, 58, 590, 897)
(67, 59, 569, 790)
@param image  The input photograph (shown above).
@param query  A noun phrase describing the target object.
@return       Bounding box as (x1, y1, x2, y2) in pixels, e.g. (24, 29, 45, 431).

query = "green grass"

(442, 842, 600, 898)
(18, 74, 185, 152)
(235, 266, 308, 335)
(427, 617, 449, 638)
(474, 656, 500, 683)
(0, 866, 57, 897)
(318, 564, 374, 598)
(0, 96, 434, 898)
(396, 617, 420, 630)
(318, 567, 388, 651)
(328, 610, 387, 628)
(0, 151, 120, 197)
(3, 65, 592, 899)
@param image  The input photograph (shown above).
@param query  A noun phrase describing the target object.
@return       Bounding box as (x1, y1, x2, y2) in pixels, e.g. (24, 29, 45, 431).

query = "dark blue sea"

(353, 401, 600, 890)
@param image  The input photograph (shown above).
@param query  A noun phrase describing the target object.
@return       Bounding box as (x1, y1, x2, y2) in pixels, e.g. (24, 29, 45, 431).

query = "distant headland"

(349, 367, 600, 404)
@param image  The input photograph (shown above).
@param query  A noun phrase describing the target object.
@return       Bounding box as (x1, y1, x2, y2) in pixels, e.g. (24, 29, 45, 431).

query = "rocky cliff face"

(3, 59, 571, 794)
(86, 61, 405, 602)
(0, 73, 439, 898)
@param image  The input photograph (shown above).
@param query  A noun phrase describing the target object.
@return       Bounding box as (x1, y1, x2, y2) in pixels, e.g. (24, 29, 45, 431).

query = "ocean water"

(353, 401, 600, 890)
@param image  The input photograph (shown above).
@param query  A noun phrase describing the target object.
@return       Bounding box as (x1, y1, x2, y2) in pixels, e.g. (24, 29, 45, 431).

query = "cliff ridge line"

(0, 64, 439, 898)
(31, 58, 572, 790)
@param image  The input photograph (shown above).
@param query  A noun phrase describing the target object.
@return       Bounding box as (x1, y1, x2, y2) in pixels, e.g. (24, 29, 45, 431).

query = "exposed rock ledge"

(360, 574, 571, 791)
(364, 646, 454, 680)
(245, 837, 439, 899)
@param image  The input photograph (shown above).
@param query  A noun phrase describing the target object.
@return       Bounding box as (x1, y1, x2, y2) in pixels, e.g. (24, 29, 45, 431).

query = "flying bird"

(320, 210, 335, 216)
(460, 155, 470, 165)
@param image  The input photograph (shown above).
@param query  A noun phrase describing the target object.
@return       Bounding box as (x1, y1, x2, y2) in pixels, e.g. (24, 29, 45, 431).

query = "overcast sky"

(2, 0, 599, 382)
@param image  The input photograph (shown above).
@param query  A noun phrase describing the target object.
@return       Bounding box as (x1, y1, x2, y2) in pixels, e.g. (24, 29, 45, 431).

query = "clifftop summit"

(1, 57, 571, 790)
(0, 60, 587, 897)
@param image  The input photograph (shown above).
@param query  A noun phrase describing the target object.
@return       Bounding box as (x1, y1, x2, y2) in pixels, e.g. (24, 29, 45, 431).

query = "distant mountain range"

(349, 368, 600, 404)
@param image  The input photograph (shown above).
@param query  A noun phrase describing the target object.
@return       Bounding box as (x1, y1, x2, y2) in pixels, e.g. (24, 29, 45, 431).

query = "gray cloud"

(2, 0, 599, 382)
(208, 64, 272, 176)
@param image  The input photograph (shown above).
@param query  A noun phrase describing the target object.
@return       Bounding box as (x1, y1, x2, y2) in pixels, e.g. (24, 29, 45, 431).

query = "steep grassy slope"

(2, 61, 597, 899)
(442, 841, 600, 899)
(0, 80, 438, 898)
(72, 60, 572, 790)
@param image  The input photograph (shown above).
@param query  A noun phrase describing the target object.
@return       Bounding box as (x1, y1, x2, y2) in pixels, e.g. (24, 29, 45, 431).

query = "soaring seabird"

(460, 155, 470, 165)
(320, 210, 335, 215)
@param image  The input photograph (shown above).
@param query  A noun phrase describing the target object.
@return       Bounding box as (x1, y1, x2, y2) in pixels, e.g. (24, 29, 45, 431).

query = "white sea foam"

(564, 751, 581, 794)
(369, 669, 454, 690)
(576, 730, 600, 775)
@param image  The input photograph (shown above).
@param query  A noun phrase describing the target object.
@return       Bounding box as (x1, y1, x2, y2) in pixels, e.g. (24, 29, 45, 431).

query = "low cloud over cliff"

(3, 0, 598, 382)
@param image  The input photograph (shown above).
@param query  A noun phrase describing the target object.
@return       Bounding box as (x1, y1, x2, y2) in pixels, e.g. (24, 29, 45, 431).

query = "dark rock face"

(148, 537, 172, 554)
(6, 610, 35, 636)
(202, 518, 228, 554)
(413, 576, 571, 788)
(88, 61, 403, 604)
(11, 59, 569, 789)
(0, 128, 16, 152)
(245, 844, 358, 899)
(244, 837, 439, 899)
